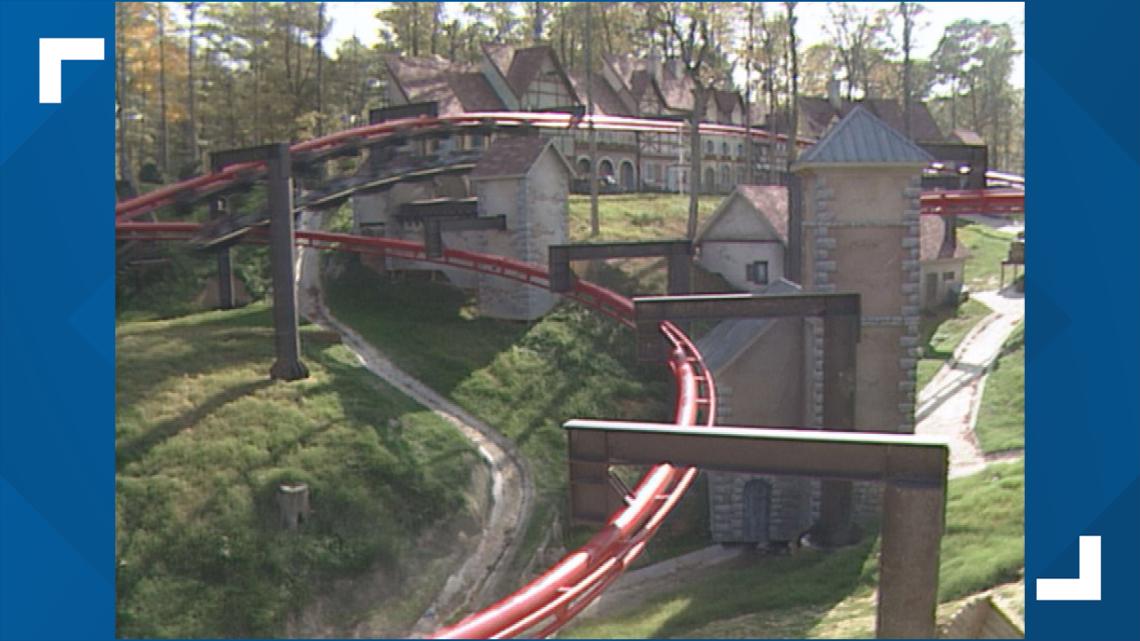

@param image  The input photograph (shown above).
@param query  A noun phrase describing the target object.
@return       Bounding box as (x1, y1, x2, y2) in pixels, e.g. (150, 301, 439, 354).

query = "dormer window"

(746, 260, 769, 286)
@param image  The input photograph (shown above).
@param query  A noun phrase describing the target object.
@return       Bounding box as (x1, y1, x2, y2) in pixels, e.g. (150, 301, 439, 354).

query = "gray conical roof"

(795, 105, 934, 167)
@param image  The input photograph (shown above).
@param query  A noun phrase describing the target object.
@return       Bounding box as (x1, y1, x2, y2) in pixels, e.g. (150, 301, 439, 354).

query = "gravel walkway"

(916, 289, 1025, 477)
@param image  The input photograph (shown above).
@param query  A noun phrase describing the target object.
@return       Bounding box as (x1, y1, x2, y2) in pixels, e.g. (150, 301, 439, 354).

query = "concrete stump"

(276, 483, 311, 530)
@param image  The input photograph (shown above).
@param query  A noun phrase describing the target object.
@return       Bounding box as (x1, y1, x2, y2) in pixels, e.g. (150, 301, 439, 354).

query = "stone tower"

(791, 106, 933, 435)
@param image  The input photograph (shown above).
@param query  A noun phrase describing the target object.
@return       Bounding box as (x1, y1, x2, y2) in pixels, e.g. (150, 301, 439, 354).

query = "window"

(746, 260, 770, 285)
(721, 141, 729, 156)
(471, 134, 484, 148)
(737, 143, 744, 158)
(943, 271, 956, 281)
(706, 140, 714, 154)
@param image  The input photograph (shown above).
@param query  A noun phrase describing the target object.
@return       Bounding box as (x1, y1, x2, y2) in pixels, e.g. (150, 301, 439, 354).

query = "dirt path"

(916, 289, 1025, 477)
(294, 212, 536, 635)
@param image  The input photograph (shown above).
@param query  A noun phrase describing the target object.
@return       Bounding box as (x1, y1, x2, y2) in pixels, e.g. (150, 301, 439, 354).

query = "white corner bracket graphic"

(39, 38, 105, 104)
(1036, 535, 1102, 601)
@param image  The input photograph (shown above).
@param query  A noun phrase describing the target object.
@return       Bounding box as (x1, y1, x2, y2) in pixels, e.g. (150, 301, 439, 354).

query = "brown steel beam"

(264, 143, 309, 381)
(564, 420, 946, 485)
(564, 419, 947, 639)
(422, 216, 508, 259)
(548, 240, 693, 294)
(633, 292, 859, 361)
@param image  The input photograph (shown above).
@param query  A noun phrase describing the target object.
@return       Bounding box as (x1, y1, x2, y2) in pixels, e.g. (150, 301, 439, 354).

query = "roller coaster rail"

(116, 111, 1024, 222)
(116, 109, 1023, 638)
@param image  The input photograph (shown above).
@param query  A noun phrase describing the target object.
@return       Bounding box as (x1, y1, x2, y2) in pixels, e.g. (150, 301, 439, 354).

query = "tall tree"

(895, 2, 925, 138)
(826, 3, 890, 99)
(157, 2, 170, 178)
(184, 2, 201, 174)
(786, 1, 800, 166)
(649, 2, 720, 239)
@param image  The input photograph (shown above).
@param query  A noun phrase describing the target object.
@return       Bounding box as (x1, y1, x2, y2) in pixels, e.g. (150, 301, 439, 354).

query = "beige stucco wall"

(697, 196, 787, 292)
(716, 319, 806, 428)
(830, 226, 905, 316)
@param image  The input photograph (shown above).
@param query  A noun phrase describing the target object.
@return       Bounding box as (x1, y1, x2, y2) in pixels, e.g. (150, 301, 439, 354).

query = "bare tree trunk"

(186, 2, 199, 173)
(316, 2, 325, 136)
(158, 4, 169, 179)
(687, 83, 705, 239)
(900, 2, 913, 139)
(586, 4, 599, 237)
(533, 1, 545, 44)
(116, 4, 138, 194)
(431, 2, 440, 55)
(786, 2, 800, 168)
(745, 1, 755, 184)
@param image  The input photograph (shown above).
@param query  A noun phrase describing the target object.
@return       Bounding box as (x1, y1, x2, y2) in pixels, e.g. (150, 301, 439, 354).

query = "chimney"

(826, 79, 842, 111)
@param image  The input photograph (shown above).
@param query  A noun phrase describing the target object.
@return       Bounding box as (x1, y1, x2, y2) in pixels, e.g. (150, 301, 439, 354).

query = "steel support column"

(265, 142, 309, 381)
(877, 481, 945, 638)
(210, 197, 235, 310)
(816, 313, 861, 546)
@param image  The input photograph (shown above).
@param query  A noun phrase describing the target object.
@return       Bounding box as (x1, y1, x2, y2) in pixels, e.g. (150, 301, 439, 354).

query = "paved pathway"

(916, 289, 1025, 477)
(295, 212, 535, 635)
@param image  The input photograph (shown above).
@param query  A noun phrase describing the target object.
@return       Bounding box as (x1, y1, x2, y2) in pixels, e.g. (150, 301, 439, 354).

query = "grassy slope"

(562, 460, 1024, 639)
(975, 322, 1026, 453)
(959, 221, 1017, 291)
(323, 260, 688, 573)
(116, 304, 478, 637)
(916, 299, 992, 391)
(567, 194, 723, 295)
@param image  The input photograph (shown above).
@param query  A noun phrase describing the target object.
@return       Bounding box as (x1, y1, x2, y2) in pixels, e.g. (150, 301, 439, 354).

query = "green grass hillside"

(116, 304, 478, 637)
(975, 322, 1026, 454)
(324, 258, 671, 506)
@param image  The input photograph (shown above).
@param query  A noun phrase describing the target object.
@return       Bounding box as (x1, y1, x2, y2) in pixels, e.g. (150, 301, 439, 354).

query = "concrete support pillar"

(209, 197, 235, 310)
(266, 142, 309, 382)
(814, 313, 860, 546)
(665, 252, 691, 295)
(877, 480, 946, 638)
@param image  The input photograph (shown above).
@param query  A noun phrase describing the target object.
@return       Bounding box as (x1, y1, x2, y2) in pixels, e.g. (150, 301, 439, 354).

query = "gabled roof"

(770, 96, 944, 143)
(469, 134, 573, 180)
(696, 279, 803, 373)
(384, 55, 505, 115)
(568, 71, 635, 117)
(695, 185, 789, 245)
(920, 215, 970, 262)
(950, 128, 986, 146)
(481, 44, 577, 104)
(796, 106, 935, 167)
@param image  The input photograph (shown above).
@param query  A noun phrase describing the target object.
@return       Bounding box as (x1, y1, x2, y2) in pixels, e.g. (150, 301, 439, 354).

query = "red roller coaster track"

(116, 111, 1023, 637)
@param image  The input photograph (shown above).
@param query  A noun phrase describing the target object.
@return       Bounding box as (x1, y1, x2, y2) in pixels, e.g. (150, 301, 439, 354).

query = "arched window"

(576, 157, 591, 177)
(599, 158, 615, 177)
(721, 141, 729, 156)
(703, 167, 715, 194)
(720, 164, 730, 188)
(705, 140, 714, 154)
(620, 161, 635, 191)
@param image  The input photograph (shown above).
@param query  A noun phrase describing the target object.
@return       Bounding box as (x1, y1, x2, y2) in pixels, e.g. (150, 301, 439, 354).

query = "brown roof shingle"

(469, 134, 561, 179)
(737, 185, 789, 243)
(385, 55, 505, 115)
(920, 215, 969, 261)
